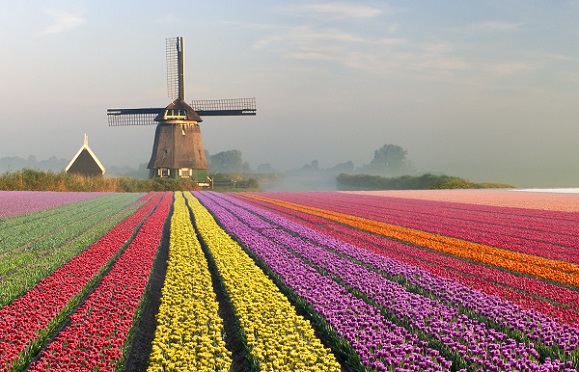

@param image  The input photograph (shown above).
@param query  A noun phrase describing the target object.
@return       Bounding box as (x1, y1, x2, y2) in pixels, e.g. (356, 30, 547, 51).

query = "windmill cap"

(155, 99, 203, 123)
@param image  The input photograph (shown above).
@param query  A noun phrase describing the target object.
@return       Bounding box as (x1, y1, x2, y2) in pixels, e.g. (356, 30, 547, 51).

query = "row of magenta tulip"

(237, 193, 579, 326)
(0, 191, 112, 218)
(0, 193, 163, 371)
(147, 192, 232, 371)
(0, 193, 142, 309)
(242, 193, 579, 289)
(195, 191, 453, 371)
(186, 192, 343, 371)
(261, 192, 579, 263)
(204, 192, 578, 371)
(28, 192, 171, 371)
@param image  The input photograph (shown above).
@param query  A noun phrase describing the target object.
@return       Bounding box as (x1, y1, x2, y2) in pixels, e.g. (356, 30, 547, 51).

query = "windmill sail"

(192, 98, 257, 116)
(166, 37, 184, 101)
(107, 108, 163, 126)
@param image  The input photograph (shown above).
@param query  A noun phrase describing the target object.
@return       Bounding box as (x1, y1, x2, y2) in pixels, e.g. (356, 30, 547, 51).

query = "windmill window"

(164, 109, 187, 120)
(160, 168, 170, 177)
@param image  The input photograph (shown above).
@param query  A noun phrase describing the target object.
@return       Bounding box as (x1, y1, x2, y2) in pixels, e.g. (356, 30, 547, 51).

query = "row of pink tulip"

(350, 189, 579, 212)
(263, 192, 579, 263)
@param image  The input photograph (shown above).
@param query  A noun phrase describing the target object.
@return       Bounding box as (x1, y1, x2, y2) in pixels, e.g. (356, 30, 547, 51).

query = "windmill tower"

(107, 37, 256, 182)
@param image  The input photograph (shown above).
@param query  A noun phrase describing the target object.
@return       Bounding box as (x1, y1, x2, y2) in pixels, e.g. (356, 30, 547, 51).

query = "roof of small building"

(65, 134, 106, 175)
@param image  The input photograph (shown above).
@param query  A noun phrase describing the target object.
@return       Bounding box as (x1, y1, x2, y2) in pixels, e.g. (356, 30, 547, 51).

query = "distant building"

(65, 134, 105, 177)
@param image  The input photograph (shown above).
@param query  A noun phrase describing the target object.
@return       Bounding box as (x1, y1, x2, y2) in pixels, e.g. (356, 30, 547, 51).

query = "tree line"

(336, 173, 514, 190)
(0, 169, 204, 192)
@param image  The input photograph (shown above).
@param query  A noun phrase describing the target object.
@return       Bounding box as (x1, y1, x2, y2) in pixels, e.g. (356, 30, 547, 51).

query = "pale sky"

(1, 1, 579, 186)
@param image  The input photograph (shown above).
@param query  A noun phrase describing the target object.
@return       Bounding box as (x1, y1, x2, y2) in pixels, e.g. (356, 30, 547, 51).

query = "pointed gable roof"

(65, 134, 106, 176)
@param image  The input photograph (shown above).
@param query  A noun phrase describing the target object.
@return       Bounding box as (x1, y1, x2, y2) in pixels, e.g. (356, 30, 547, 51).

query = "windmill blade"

(166, 37, 184, 101)
(107, 108, 163, 126)
(191, 98, 257, 116)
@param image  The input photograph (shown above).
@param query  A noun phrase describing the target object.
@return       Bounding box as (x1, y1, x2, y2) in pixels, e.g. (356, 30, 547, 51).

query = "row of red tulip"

(28, 192, 171, 371)
(235, 193, 579, 326)
(0, 193, 163, 371)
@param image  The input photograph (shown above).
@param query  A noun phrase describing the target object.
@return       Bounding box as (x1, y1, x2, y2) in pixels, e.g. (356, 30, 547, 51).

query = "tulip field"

(0, 190, 578, 371)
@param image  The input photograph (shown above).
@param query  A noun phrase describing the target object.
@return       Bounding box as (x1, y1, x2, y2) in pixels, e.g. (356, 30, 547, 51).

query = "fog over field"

(1, 1, 579, 187)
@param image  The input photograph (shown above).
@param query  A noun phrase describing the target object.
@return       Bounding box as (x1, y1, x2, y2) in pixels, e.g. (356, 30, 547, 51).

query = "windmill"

(107, 37, 256, 182)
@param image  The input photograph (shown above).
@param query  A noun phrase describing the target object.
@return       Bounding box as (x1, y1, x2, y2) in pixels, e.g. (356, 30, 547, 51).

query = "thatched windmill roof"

(65, 134, 106, 176)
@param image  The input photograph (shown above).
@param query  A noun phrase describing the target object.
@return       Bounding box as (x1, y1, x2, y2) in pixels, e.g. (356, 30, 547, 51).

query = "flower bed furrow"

(213, 192, 579, 371)
(186, 192, 343, 371)
(28, 192, 171, 371)
(241, 193, 579, 288)
(0, 193, 162, 371)
(194, 192, 451, 371)
(147, 192, 231, 371)
(234, 194, 579, 324)
(267, 192, 579, 262)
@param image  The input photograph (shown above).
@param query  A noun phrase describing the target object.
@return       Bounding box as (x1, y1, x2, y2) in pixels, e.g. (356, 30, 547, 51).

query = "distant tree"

(209, 149, 247, 174)
(0, 155, 67, 173)
(302, 160, 320, 172)
(329, 161, 354, 174)
(369, 144, 408, 174)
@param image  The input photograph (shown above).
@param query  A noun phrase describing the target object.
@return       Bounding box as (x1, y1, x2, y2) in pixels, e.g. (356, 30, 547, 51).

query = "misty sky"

(1, 1, 579, 187)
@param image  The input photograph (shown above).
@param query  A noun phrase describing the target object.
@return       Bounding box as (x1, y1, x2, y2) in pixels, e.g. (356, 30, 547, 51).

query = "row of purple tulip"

(194, 191, 451, 371)
(268, 192, 579, 262)
(199, 192, 578, 371)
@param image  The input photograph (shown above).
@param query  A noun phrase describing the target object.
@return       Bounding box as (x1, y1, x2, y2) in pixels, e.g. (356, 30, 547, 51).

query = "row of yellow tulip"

(243, 193, 579, 288)
(148, 192, 232, 371)
(185, 192, 342, 371)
